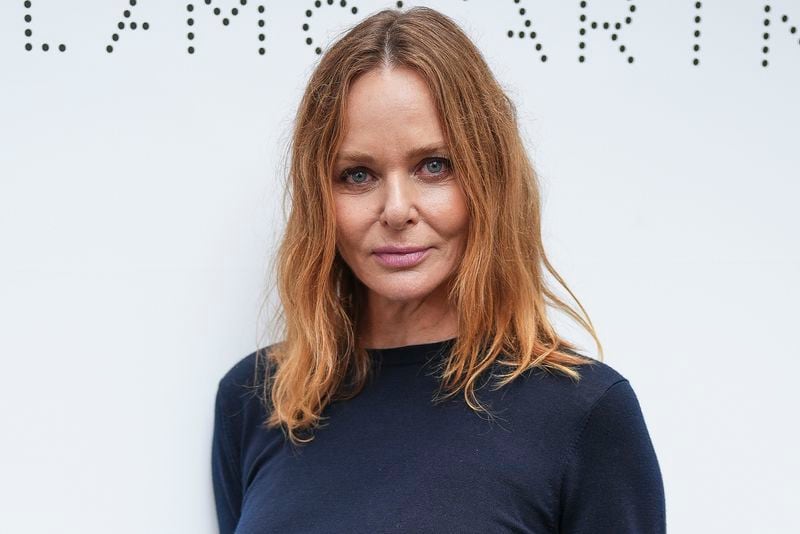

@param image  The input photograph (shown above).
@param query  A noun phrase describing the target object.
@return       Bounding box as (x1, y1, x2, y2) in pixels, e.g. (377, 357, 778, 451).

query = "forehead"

(338, 66, 446, 160)
(347, 66, 433, 111)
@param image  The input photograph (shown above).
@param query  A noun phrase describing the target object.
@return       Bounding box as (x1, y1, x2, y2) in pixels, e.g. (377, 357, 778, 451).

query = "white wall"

(1, 1, 798, 532)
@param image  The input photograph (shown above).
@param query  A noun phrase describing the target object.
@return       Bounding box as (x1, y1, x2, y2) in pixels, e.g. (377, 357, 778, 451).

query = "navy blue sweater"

(211, 338, 666, 533)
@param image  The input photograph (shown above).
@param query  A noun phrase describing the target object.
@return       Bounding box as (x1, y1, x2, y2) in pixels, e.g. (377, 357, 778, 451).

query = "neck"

(358, 283, 458, 349)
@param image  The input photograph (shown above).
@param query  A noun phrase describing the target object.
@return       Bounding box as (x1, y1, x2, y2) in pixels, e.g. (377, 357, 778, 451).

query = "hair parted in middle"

(257, 6, 602, 445)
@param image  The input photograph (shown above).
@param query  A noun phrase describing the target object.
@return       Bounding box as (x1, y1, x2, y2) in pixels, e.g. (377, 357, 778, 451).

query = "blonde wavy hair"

(255, 6, 603, 445)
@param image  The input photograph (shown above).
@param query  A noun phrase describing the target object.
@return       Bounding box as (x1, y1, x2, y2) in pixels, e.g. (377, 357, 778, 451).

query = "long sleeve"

(212, 377, 243, 534)
(558, 379, 666, 533)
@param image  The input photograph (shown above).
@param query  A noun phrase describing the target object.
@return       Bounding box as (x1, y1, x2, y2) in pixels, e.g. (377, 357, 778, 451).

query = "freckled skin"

(332, 66, 469, 348)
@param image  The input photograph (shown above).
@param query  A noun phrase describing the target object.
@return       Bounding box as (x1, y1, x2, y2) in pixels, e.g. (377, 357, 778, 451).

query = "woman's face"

(332, 66, 469, 307)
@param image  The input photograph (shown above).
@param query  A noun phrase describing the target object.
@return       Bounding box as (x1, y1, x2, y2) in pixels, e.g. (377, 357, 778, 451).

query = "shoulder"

(554, 358, 665, 531)
(215, 343, 279, 416)
(526, 356, 657, 474)
(219, 342, 281, 386)
(520, 353, 631, 413)
(488, 352, 645, 455)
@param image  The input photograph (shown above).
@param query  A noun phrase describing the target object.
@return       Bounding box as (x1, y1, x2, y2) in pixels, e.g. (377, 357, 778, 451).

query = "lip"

(373, 245, 430, 254)
(373, 247, 431, 268)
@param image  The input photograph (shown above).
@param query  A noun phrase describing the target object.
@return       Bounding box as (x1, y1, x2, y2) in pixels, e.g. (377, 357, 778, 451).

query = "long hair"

(256, 6, 603, 445)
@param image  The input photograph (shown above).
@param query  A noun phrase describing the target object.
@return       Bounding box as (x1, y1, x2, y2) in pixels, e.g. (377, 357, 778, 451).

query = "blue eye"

(339, 167, 372, 185)
(350, 169, 370, 183)
(423, 157, 450, 175)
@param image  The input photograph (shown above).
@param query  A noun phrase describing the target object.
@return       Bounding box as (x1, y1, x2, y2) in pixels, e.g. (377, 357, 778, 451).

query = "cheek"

(429, 185, 469, 238)
(334, 198, 371, 250)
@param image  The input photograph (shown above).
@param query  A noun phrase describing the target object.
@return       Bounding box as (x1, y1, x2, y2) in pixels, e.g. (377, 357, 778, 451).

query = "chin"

(364, 276, 441, 303)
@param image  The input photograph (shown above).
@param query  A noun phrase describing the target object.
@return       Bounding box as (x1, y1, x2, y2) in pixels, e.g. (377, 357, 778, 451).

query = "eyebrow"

(336, 143, 449, 164)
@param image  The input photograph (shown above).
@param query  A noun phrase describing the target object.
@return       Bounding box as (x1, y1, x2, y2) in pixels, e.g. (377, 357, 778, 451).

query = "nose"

(379, 170, 419, 230)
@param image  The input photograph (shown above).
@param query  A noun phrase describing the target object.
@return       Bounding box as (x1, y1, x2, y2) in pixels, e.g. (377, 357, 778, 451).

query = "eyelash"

(337, 156, 452, 186)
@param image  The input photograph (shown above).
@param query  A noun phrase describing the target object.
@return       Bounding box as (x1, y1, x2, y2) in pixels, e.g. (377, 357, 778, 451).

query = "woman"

(212, 6, 665, 533)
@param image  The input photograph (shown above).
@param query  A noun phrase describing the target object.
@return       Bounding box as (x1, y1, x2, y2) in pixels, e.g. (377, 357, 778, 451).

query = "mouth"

(372, 247, 431, 268)
(372, 245, 430, 254)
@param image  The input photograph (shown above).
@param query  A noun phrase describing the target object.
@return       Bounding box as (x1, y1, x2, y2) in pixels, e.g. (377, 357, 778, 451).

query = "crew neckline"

(365, 337, 457, 367)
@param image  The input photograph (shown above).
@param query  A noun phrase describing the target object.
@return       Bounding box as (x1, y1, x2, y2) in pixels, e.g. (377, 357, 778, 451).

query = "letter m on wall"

(185, 1, 268, 55)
